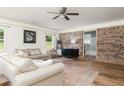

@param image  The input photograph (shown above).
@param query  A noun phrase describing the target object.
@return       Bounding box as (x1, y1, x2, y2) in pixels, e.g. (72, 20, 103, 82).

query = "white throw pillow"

(2, 55, 38, 73)
(30, 49, 41, 56)
(33, 59, 53, 67)
(16, 58, 38, 72)
(14, 52, 28, 58)
(14, 50, 28, 57)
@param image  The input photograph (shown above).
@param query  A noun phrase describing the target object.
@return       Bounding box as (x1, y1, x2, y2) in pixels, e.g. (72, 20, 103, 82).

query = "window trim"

(0, 26, 7, 52)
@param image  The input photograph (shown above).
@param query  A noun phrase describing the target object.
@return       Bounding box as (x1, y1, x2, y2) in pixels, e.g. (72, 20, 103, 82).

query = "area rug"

(54, 58, 99, 86)
(63, 62, 85, 85)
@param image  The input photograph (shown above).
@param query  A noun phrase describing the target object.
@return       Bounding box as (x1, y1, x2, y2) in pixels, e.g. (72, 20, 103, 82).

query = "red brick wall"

(59, 25, 124, 65)
(97, 25, 124, 65)
(59, 31, 83, 59)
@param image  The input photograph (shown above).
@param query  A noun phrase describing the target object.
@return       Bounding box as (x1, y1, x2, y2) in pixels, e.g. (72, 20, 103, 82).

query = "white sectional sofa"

(0, 56, 64, 86)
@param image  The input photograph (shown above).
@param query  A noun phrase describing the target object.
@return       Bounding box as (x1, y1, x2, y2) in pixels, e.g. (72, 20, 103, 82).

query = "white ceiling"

(0, 7, 124, 31)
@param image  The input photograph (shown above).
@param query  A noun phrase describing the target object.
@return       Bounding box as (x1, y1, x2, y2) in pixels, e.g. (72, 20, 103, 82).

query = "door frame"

(83, 30, 97, 59)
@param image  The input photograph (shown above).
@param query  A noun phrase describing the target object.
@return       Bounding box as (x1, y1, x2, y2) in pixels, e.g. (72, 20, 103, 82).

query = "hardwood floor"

(93, 73, 124, 86)
(53, 57, 124, 86)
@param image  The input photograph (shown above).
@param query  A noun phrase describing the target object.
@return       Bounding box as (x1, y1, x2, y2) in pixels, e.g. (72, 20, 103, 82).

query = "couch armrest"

(14, 63, 64, 86)
(0, 58, 21, 85)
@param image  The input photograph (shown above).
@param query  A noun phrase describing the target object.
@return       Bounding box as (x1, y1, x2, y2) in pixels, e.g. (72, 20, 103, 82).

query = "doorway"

(83, 31, 96, 60)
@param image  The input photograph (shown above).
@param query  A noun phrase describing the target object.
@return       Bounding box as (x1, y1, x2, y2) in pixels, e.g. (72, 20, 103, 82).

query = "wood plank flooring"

(93, 73, 124, 86)
(54, 57, 124, 86)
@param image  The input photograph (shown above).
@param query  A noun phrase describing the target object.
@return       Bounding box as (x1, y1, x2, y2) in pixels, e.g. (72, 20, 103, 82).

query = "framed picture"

(24, 30, 36, 43)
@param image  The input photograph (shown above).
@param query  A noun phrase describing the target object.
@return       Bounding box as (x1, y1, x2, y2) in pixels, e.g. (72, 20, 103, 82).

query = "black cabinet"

(62, 48, 79, 59)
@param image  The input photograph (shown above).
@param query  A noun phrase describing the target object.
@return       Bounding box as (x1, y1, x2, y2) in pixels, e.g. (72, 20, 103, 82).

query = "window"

(0, 29, 4, 51)
(45, 35, 54, 49)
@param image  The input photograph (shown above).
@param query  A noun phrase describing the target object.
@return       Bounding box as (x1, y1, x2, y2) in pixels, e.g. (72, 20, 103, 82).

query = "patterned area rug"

(54, 58, 98, 86)
(63, 61, 85, 85)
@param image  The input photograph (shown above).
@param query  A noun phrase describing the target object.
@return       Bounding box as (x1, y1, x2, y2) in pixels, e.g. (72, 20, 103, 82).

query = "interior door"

(83, 31, 96, 58)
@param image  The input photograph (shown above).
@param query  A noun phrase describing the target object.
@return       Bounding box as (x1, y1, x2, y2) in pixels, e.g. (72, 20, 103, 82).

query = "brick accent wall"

(59, 31, 83, 59)
(97, 25, 124, 65)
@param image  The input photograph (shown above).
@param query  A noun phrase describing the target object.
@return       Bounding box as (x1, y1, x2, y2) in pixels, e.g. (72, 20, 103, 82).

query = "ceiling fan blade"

(47, 12, 60, 14)
(66, 13, 79, 15)
(53, 15, 60, 20)
(60, 7, 67, 14)
(64, 15, 70, 20)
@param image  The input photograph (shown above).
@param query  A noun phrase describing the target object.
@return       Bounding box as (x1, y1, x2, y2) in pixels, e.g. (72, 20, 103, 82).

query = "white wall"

(5, 26, 59, 54)
(0, 18, 59, 54)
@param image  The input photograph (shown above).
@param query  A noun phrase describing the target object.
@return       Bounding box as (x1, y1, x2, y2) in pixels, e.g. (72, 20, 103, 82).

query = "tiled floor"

(54, 57, 124, 86)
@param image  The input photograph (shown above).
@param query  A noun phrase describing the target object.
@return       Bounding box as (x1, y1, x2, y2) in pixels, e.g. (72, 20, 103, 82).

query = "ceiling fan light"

(60, 15, 64, 18)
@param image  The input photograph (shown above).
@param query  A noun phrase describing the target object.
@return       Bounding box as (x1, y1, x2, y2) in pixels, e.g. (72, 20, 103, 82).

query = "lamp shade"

(71, 39, 76, 44)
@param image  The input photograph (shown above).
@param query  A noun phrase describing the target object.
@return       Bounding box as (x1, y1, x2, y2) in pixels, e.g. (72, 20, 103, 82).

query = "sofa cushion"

(24, 49, 31, 56)
(15, 49, 30, 57)
(16, 58, 38, 73)
(14, 52, 28, 58)
(2, 55, 38, 73)
(15, 49, 25, 53)
(30, 48, 41, 56)
(28, 54, 50, 59)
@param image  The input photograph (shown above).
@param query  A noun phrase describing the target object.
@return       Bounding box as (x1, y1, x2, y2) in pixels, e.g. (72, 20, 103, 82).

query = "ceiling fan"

(47, 7, 79, 20)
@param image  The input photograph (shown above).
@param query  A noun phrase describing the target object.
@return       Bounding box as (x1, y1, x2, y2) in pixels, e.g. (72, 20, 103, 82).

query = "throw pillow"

(2, 55, 38, 73)
(30, 49, 41, 56)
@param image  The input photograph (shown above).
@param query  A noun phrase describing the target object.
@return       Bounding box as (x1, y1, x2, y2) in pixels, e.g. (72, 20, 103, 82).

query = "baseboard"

(96, 58, 124, 66)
